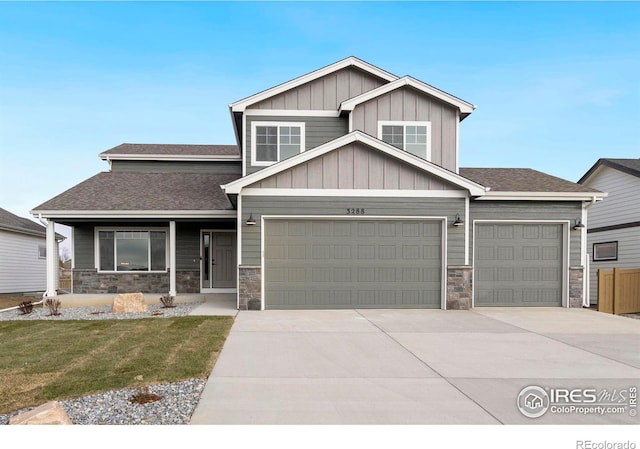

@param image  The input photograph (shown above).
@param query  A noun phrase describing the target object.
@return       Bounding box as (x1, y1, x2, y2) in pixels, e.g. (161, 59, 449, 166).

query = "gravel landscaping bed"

(0, 302, 200, 321)
(0, 301, 209, 425)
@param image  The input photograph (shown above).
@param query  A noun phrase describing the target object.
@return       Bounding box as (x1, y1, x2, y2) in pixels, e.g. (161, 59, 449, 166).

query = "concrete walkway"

(190, 307, 640, 424)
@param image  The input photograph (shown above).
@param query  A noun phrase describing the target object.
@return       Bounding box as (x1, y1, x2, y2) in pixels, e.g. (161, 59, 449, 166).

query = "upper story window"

(378, 121, 431, 160)
(252, 122, 305, 166)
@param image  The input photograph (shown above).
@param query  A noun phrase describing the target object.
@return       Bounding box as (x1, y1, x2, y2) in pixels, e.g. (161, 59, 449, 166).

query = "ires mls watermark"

(517, 385, 637, 419)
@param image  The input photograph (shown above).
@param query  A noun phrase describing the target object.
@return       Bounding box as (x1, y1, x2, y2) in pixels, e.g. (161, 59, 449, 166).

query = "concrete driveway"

(189, 308, 640, 424)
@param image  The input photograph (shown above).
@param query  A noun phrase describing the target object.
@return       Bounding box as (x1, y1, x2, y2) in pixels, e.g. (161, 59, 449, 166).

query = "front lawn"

(0, 316, 234, 415)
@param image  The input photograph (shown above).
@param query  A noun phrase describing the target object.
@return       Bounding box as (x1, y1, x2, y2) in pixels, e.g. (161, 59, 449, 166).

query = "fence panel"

(597, 269, 614, 313)
(598, 268, 640, 315)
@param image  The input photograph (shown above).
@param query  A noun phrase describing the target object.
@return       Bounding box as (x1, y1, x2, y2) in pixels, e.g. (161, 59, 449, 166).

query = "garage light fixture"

(452, 214, 464, 227)
(246, 213, 256, 226)
(572, 218, 585, 230)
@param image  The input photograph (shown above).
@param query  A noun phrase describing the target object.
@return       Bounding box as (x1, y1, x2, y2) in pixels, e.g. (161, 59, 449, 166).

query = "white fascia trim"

(475, 191, 608, 201)
(241, 188, 468, 198)
(31, 210, 237, 219)
(340, 76, 475, 115)
(244, 109, 340, 117)
(230, 57, 398, 112)
(222, 131, 487, 196)
(99, 154, 241, 162)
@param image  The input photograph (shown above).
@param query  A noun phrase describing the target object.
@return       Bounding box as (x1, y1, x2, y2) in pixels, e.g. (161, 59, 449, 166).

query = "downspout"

(581, 195, 600, 307)
(0, 299, 45, 314)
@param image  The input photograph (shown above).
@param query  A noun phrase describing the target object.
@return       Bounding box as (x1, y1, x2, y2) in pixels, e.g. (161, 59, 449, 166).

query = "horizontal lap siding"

(0, 231, 46, 293)
(241, 196, 465, 266)
(351, 86, 458, 172)
(245, 115, 348, 175)
(469, 201, 583, 266)
(111, 161, 242, 175)
(588, 227, 640, 305)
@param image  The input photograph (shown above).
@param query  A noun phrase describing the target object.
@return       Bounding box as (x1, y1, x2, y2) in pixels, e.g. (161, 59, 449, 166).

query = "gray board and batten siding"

(250, 66, 389, 111)
(240, 196, 466, 267)
(351, 86, 459, 172)
(248, 141, 459, 191)
(110, 160, 242, 175)
(244, 115, 348, 175)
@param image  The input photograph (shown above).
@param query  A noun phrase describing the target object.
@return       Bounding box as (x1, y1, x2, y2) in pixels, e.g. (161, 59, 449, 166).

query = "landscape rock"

(112, 292, 148, 314)
(9, 401, 72, 425)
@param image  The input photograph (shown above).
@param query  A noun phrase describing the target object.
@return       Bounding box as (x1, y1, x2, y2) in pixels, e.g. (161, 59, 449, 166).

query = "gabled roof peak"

(229, 56, 398, 112)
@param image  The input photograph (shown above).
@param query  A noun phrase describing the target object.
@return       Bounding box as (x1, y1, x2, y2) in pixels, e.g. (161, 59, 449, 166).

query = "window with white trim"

(97, 229, 167, 272)
(38, 245, 46, 259)
(593, 241, 618, 262)
(378, 121, 431, 160)
(252, 122, 305, 165)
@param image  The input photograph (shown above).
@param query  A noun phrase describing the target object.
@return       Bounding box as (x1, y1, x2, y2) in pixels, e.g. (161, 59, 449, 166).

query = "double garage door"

(264, 219, 443, 309)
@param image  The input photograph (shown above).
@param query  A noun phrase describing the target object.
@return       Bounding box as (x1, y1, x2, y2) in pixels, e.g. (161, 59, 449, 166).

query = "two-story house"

(31, 57, 604, 310)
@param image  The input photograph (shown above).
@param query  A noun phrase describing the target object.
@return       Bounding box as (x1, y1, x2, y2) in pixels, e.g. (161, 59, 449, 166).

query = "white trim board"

(244, 110, 340, 117)
(340, 76, 475, 116)
(31, 210, 237, 219)
(240, 189, 468, 198)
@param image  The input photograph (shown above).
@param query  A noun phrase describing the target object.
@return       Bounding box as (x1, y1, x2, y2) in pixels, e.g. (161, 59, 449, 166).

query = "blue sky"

(1, 1, 638, 232)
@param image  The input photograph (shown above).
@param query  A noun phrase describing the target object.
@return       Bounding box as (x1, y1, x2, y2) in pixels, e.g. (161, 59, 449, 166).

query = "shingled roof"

(100, 143, 240, 158)
(460, 168, 601, 193)
(578, 158, 640, 184)
(32, 172, 240, 213)
(0, 207, 46, 236)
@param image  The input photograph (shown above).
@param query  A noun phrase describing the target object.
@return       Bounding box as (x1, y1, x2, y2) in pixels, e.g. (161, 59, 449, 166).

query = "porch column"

(169, 220, 177, 297)
(45, 220, 58, 297)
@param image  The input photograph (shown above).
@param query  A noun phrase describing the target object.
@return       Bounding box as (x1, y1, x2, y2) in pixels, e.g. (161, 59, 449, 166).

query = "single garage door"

(475, 223, 563, 306)
(264, 219, 442, 309)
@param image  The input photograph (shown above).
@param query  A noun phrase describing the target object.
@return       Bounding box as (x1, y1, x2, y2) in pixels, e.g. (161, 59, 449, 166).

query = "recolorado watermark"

(516, 384, 637, 419)
(576, 441, 636, 449)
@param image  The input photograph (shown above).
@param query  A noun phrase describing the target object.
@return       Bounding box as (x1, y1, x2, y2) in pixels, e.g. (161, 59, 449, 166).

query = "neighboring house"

(31, 57, 604, 310)
(0, 207, 63, 294)
(578, 158, 640, 306)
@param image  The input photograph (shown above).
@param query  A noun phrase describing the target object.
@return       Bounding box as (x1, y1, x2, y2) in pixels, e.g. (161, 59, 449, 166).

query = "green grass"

(0, 316, 234, 415)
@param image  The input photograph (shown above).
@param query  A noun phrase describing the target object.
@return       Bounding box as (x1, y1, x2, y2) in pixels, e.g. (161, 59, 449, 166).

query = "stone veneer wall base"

(447, 266, 473, 310)
(568, 266, 584, 308)
(238, 266, 262, 310)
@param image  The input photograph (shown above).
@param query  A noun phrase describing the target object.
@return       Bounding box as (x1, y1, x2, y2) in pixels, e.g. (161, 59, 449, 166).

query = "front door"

(201, 231, 237, 291)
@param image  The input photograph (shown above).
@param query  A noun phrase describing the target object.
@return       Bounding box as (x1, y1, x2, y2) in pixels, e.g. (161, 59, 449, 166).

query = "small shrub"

(160, 294, 175, 308)
(44, 297, 61, 316)
(18, 301, 34, 315)
(129, 386, 163, 405)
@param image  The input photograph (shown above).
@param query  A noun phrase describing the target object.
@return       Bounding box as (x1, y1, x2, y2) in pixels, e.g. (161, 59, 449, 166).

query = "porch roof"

(31, 172, 240, 219)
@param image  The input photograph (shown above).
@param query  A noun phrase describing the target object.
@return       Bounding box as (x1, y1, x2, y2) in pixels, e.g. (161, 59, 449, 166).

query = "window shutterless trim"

(251, 121, 306, 166)
(94, 227, 169, 273)
(592, 241, 618, 262)
(377, 120, 431, 161)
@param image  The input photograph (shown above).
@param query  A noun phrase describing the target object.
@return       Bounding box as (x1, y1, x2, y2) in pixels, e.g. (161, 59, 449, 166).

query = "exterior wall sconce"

(452, 214, 464, 227)
(246, 213, 256, 226)
(572, 218, 585, 230)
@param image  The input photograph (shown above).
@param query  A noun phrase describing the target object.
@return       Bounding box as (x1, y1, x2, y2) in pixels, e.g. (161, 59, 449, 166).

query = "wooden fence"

(598, 268, 640, 315)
